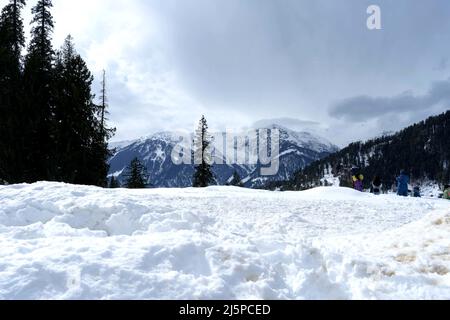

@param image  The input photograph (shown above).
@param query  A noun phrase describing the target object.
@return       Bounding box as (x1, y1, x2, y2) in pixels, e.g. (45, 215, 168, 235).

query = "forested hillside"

(276, 111, 450, 191)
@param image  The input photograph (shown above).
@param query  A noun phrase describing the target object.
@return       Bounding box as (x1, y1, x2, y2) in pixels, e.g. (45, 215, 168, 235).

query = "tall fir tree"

(92, 69, 115, 187)
(100, 70, 107, 135)
(193, 115, 214, 188)
(0, 0, 26, 183)
(53, 35, 90, 183)
(23, 0, 55, 182)
(123, 157, 148, 189)
(0, 0, 25, 62)
(1, 1, 113, 187)
(53, 35, 114, 186)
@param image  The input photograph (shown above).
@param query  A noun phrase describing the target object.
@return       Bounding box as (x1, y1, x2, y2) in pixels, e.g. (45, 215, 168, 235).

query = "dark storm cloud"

(329, 79, 450, 122)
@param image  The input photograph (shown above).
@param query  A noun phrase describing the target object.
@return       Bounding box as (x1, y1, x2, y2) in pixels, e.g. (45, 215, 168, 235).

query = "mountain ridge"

(108, 125, 339, 188)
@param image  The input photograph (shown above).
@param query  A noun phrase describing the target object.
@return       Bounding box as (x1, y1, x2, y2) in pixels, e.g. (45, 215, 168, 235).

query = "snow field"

(0, 182, 449, 299)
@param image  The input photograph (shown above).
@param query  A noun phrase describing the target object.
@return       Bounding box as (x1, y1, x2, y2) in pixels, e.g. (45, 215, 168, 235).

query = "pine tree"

(0, 0, 26, 183)
(54, 36, 89, 183)
(229, 170, 244, 187)
(108, 176, 120, 188)
(123, 158, 148, 189)
(0, 1, 25, 61)
(193, 116, 214, 188)
(92, 69, 115, 187)
(1, 1, 113, 187)
(52, 36, 114, 186)
(100, 70, 107, 135)
(22, 0, 55, 182)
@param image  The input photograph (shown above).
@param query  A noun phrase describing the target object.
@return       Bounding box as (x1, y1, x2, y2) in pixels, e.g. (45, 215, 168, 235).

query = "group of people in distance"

(351, 167, 450, 199)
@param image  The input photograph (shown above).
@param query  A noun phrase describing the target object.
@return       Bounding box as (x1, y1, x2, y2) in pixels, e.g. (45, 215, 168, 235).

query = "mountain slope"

(278, 111, 450, 191)
(108, 126, 339, 188)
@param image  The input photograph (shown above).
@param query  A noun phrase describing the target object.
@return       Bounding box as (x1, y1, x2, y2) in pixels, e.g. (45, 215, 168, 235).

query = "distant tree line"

(272, 111, 450, 191)
(0, 0, 114, 186)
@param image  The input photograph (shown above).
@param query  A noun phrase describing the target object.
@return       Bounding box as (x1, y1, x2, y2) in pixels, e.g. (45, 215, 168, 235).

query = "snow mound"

(0, 182, 449, 300)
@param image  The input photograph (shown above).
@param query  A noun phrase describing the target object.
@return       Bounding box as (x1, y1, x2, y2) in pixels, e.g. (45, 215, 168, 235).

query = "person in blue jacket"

(396, 170, 410, 197)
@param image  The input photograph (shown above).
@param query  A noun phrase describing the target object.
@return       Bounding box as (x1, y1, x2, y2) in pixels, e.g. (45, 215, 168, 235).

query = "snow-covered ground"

(0, 182, 449, 300)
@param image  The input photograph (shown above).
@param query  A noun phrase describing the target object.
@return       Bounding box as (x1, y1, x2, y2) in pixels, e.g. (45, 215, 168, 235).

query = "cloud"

(329, 78, 450, 122)
(434, 57, 448, 71)
(252, 118, 320, 130)
(3, 0, 450, 145)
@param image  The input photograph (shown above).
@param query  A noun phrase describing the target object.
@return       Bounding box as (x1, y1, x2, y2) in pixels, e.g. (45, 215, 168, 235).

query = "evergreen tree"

(108, 176, 120, 188)
(100, 70, 107, 135)
(123, 157, 148, 189)
(229, 170, 244, 187)
(0, 0, 26, 183)
(193, 116, 214, 187)
(22, 0, 55, 182)
(0, 0, 25, 61)
(53, 36, 88, 183)
(0, 1, 113, 187)
(92, 69, 115, 187)
(53, 35, 114, 186)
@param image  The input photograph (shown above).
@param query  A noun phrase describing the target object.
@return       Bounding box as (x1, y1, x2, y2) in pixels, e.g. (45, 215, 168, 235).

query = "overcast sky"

(4, 0, 450, 146)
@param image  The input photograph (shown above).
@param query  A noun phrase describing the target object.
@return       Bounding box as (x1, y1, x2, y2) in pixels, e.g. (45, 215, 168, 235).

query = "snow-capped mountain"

(108, 125, 339, 188)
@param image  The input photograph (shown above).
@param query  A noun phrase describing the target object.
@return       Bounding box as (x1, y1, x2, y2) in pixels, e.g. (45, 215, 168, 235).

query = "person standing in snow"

(396, 170, 410, 197)
(443, 185, 450, 200)
(354, 177, 364, 192)
(351, 168, 364, 192)
(371, 176, 382, 195)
